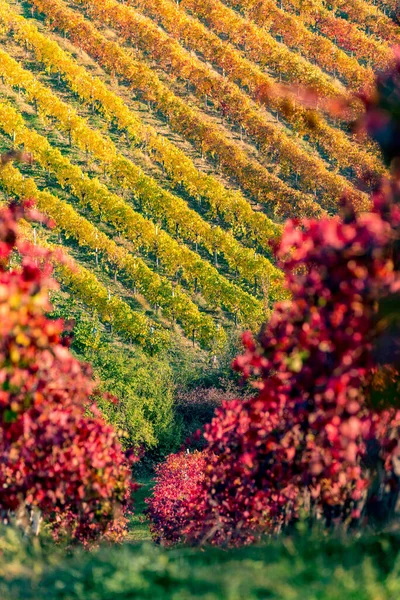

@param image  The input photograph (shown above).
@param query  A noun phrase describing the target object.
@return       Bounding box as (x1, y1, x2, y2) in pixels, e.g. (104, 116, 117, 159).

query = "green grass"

(128, 476, 153, 542)
(0, 525, 399, 600)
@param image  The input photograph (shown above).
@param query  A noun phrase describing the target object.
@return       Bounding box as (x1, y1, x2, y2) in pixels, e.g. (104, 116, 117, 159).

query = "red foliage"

(0, 202, 133, 543)
(184, 195, 400, 545)
(146, 451, 206, 545)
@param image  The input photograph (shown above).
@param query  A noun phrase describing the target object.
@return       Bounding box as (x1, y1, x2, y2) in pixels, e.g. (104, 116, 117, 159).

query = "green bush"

(50, 296, 177, 451)
(1, 526, 399, 599)
(91, 344, 177, 451)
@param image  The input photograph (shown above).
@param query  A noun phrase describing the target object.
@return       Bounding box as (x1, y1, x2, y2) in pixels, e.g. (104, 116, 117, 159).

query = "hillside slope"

(0, 0, 393, 357)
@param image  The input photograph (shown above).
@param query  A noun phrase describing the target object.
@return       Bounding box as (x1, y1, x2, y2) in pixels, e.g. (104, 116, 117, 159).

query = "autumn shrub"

(146, 451, 206, 545)
(0, 201, 133, 543)
(184, 197, 400, 545)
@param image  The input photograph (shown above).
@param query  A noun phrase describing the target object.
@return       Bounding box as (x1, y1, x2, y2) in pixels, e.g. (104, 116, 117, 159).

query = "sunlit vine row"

(124, 0, 382, 182)
(177, 0, 378, 96)
(121, 0, 346, 99)
(323, 0, 400, 45)
(2, 177, 161, 347)
(0, 48, 283, 300)
(0, 100, 266, 324)
(25, 0, 322, 217)
(52, 257, 168, 352)
(0, 0, 281, 255)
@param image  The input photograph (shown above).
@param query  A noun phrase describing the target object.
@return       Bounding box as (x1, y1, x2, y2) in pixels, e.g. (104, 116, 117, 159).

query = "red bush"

(146, 451, 206, 545)
(151, 62, 400, 546)
(0, 201, 133, 543)
(184, 197, 400, 545)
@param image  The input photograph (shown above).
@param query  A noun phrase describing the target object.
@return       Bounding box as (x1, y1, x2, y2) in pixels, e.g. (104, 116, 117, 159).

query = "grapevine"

(0, 130, 220, 347)
(258, 0, 394, 71)
(124, 0, 383, 182)
(193, 0, 369, 89)
(308, 0, 400, 46)
(0, 0, 281, 255)
(14, 202, 158, 347)
(70, 0, 372, 208)
(25, 0, 323, 217)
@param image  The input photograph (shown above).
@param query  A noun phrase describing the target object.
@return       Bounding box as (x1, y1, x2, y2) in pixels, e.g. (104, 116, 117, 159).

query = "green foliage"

(50, 293, 177, 451)
(167, 328, 244, 391)
(0, 525, 399, 599)
(93, 346, 176, 451)
(128, 476, 153, 543)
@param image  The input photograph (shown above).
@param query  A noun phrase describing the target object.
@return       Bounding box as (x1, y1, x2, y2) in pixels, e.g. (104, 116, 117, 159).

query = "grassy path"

(128, 475, 153, 542)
